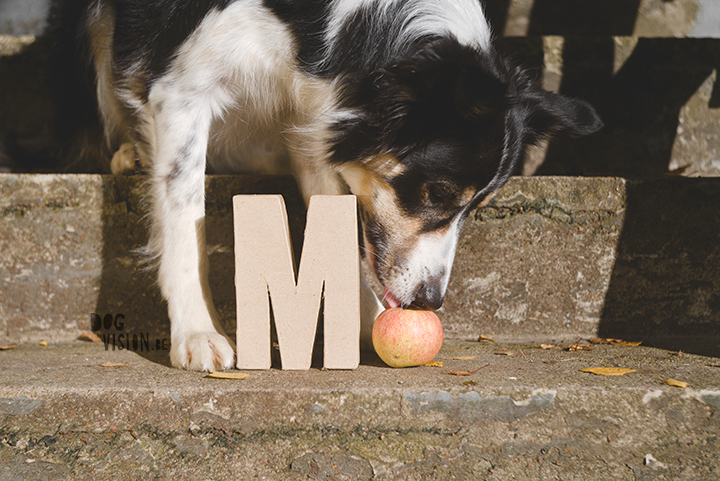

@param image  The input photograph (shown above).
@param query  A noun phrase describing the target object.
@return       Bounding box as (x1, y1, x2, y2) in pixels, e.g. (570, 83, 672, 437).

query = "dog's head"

(333, 38, 602, 309)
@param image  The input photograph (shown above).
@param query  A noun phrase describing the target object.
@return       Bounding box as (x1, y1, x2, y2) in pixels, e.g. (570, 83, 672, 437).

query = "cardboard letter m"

(233, 195, 360, 370)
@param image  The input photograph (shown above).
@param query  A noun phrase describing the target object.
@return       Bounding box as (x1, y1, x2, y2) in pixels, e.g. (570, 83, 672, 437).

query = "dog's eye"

(427, 182, 455, 205)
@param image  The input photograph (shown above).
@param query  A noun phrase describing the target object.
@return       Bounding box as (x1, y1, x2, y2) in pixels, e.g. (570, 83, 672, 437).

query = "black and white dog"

(54, 0, 601, 370)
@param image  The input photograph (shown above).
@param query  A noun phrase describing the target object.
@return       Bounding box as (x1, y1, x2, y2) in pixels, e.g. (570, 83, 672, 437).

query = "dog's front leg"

(146, 91, 235, 371)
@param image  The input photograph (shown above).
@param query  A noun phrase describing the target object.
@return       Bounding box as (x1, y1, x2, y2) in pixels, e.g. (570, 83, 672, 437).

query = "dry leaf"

(588, 338, 641, 347)
(666, 379, 688, 388)
(610, 340, 642, 347)
(666, 165, 690, 176)
(77, 331, 102, 342)
(580, 367, 637, 376)
(447, 363, 489, 376)
(99, 362, 130, 367)
(477, 335, 496, 343)
(540, 344, 556, 350)
(205, 371, 253, 380)
(0, 345, 17, 350)
(566, 344, 593, 351)
(425, 361, 444, 367)
(463, 380, 478, 386)
(494, 349, 514, 356)
(38, 341, 48, 346)
(442, 355, 477, 361)
(448, 369, 481, 376)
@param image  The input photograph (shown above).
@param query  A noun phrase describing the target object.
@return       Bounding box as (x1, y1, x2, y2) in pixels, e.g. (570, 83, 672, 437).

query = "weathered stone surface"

(0, 174, 306, 355)
(444, 177, 626, 343)
(447, 176, 720, 358)
(0, 341, 718, 480)
(0, 397, 44, 416)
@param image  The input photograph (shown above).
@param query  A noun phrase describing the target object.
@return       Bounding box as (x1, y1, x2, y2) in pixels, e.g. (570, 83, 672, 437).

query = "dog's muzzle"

(410, 278, 445, 311)
(383, 276, 447, 311)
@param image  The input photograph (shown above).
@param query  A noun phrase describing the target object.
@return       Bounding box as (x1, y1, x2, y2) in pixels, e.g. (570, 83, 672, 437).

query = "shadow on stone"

(93, 175, 170, 366)
(528, 0, 641, 37)
(537, 38, 720, 177)
(0, 35, 57, 172)
(598, 178, 720, 357)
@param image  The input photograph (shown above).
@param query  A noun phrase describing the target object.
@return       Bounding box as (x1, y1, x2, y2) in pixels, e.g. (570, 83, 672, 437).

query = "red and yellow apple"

(372, 307, 443, 367)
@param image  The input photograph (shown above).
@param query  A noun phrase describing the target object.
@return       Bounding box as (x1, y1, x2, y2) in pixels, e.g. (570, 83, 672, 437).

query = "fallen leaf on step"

(205, 371, 253, 380)
(99, 362, 130, 367)
(588, 338, 642, 347)
(77, 331, 102, 342)
(580, 367, 637, 376)
(566, 343, 593, 351)
(441, 355, 476, 361)
(477, 335, 496, 342)
(448, 369, 481, 376)
(0, 345, 17, 350)
(38, 341, 48, 346)
(666, 379, 688, 388)
(540, 344, 556, 349)
(666, 165, 690, 176)
(447, 363, 490, 376)
(463, 380, 478, 386)
(494, 349, 514, 356)
(425, 361, 444, 367)
(611, 340, 642, 347)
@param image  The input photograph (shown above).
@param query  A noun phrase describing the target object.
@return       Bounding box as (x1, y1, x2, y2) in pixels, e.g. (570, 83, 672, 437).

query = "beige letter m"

(233, 195, 360, 370)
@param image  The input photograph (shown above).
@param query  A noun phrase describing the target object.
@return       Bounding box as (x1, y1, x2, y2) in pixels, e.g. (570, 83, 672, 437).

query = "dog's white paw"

(170, 332, 236, 371)
(110, 142, 136, 174)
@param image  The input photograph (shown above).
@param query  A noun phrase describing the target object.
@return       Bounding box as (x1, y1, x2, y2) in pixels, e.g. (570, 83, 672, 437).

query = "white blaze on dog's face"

(340, 154, 493, 310)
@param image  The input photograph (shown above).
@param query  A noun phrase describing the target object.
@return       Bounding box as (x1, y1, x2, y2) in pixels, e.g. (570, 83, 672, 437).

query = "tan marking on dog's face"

(339, 161, 423, 282)
(459, 186, 478, 207)
(339, 155, 491, 307)
(363, 154, 406, 180)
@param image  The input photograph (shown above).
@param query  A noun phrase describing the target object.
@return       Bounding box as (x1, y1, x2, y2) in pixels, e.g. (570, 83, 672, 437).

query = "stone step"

(2, 174, 720, 359)
(1, 339, 718, 479)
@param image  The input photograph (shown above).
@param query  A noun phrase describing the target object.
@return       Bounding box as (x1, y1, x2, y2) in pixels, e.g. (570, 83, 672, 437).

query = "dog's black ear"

(523, 89, 603, 143)
(385, 38, 509, 121)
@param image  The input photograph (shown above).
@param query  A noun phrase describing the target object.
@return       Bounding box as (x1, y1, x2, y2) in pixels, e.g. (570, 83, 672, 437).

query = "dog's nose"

(411, 282, 444, 311)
